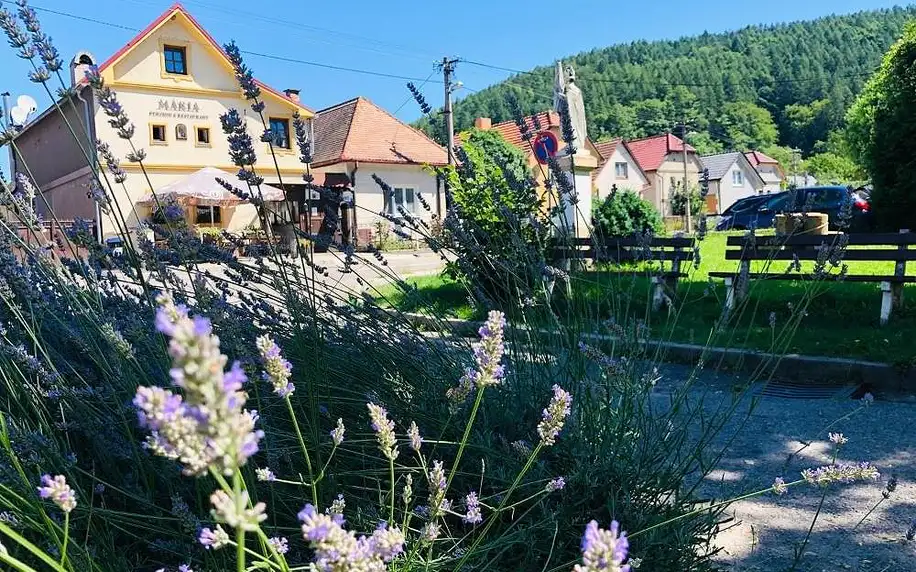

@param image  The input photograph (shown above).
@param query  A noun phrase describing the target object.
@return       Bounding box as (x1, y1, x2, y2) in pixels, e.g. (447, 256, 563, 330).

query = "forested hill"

(426, 6, 916, 158)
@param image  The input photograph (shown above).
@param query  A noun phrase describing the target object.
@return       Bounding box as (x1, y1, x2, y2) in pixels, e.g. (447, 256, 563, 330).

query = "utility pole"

(680, 120, 692, 233)
(440, 57, 459, 210)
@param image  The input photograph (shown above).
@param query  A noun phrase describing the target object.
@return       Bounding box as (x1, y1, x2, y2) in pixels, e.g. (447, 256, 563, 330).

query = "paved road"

(651, 363, 916, 572)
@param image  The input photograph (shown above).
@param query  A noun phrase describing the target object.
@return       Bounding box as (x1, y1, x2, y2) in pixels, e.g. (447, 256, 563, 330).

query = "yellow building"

(12, 4, 313, 239)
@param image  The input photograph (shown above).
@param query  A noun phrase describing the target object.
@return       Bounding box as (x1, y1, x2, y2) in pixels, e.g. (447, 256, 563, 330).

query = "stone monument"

(552, 61, 597, 238)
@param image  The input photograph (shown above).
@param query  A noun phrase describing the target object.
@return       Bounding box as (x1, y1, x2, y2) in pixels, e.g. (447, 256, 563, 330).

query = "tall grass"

(0, 3, 892, 570)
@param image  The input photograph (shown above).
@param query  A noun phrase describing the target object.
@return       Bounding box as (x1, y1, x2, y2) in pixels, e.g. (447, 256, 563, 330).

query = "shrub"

(437, 127, 548, 307)
(846, 22, 916, 231)
(670, 184, 705, 217)
(592, 189, 664, 237)
(0, 6, 887, 572)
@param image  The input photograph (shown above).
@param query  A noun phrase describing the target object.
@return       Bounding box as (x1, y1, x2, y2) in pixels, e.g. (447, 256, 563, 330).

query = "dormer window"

(163, 45, 187, 75)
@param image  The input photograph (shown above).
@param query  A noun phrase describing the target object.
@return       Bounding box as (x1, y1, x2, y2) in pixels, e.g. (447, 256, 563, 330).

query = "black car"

(716, 192, 788, 231)
(715, 187, 872, 232)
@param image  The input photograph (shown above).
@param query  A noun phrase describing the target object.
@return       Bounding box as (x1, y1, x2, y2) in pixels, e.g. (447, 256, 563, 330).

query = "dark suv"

(715, 186, 872, 231)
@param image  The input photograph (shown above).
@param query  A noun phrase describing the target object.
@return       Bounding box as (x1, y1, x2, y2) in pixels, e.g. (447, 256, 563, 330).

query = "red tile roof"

(489, 111, 560, 150)
(92, 4, 309, 113)
(744, 150, 779, 166)
(593, 138, 621, 167)
(591, 138, 622, 183)
(312, 97, 447, 167)
(624, 133, 695, 173)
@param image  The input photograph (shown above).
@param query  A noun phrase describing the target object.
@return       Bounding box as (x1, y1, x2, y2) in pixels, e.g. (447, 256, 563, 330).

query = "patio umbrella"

(138, 167, 286, 208)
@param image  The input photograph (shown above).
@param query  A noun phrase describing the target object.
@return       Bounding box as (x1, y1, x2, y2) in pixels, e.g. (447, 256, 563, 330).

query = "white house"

(745, 151, 785, 193)
(701, 152, 766, 214)
(592, 138, 649, 201)
(312, 97, 448, 244)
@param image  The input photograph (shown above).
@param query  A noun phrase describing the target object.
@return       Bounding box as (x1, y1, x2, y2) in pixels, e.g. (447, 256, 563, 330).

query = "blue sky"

(0, 0, 906, 130)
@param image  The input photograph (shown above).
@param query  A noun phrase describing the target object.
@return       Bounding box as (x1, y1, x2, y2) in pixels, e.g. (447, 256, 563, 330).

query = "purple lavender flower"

(178, 565, 194, 572)
(367, 403, 398, 461)
(256, 467, 276, 482)
(256, 335, 294, 397)
(801, 462, 880, 487)
(828, 432, 848, 445)
(463, 491, 482, 525)
(407, 421, 422, 452)
(199, 525, 229, 550)
(537, 385, 572, 446)
(268, 536, 289, 555)
(772, 477, 788, 495)
(428, 460, 449, 518)
(574, 520, 630, 572)
(223, 41, 261, 105)
(298, 503, 404, 569)
(545, 477, 566, 492)
(37, 474, 76, 513)
(134, 293, 264, 476)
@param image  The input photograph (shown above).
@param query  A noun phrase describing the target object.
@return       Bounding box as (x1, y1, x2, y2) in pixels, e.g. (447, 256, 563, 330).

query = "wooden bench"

(551, 235, 696, 310)
(709, 230, 916, 325)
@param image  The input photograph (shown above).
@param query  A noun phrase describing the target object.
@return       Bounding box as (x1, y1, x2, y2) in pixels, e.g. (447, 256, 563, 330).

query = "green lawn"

(380, 233, 916, 365)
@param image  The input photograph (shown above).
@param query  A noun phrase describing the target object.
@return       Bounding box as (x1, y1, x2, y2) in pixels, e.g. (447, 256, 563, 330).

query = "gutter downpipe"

(76, 86, 103, 245)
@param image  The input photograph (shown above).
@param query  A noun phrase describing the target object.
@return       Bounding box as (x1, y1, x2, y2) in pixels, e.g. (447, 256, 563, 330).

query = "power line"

(13, 1, 442, 83)
(460, 58, 877, 89)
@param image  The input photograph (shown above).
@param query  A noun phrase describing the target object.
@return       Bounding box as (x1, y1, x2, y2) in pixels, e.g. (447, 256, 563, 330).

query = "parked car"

(715, 186, 872, 232)
(715, 192, 787, 231)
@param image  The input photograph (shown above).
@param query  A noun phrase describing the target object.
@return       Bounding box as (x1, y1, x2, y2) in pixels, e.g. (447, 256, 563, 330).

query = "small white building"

(311, 97, 447, 244)
(745, 151, 786, 193)
(701, 152, 766, 214)
(592, 138, 649, 201)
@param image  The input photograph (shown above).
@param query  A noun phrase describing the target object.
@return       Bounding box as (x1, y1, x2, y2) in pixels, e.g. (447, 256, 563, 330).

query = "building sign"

(149, 98, 209, 120)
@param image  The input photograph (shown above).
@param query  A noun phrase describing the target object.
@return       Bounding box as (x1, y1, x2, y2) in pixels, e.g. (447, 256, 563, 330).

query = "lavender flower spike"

(463, 491, 482, 525)
(537, 385, 572, 446)
(367, 403, 398, 461)
(256, 335, 294, 397)
(199, 525, 230, 550)
(133, 292, 264, 476)
(574, 520, 630, 572)
(546, 477, 566, 492)
(37, 474, 76, 513)
(801, 461, 880, 487)
(298, 503, 405, 569)
(407, 421, 423, 452)
(472, 310, 507, 387)
(330, 418, 345, 446)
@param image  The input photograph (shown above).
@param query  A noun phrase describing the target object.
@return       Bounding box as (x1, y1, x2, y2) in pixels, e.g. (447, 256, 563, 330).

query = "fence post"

(892, 228, 909, 309)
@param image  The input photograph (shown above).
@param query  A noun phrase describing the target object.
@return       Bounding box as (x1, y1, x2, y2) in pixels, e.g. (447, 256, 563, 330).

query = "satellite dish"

(10, 94, 37, 126)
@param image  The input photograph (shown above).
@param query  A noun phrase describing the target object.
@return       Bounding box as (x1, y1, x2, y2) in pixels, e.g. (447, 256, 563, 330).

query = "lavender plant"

(0, 14, 897, 572)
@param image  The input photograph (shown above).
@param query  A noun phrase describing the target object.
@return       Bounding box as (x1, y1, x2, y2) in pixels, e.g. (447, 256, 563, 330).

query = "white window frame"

(614, 162, 628, 179)
(732, 169, 744, 187)
(386, 187, 417, 216)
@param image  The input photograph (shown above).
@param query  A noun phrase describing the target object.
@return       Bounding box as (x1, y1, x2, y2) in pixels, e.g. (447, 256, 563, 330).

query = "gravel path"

(654, 364, 916, 571)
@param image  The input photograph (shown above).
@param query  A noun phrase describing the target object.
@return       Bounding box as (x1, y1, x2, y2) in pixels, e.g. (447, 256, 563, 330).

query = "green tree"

(686, 131, 725, 155)
(846, 21, 916, 230)
(715, 101, 779, 150)
(633, 99, 675, 136)
(805, 152, 865, 184)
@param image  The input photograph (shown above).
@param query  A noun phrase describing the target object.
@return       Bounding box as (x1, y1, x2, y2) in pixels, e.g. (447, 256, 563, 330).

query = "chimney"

(283, 88, 300, 103)
(474, 117, 491, 130)
(70, 51, 96, 86)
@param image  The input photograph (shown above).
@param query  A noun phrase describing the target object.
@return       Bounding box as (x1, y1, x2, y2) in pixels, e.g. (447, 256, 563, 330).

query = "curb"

(405, 313, 915, 395)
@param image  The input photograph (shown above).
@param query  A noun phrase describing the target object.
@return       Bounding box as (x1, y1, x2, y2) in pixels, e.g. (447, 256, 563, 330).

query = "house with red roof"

(624, 133, 703, 215)
(591, 138, 649, 200)
(744, 150, 786, 193)
(312, 97, 447, 240)
(12, 3, 313, 239)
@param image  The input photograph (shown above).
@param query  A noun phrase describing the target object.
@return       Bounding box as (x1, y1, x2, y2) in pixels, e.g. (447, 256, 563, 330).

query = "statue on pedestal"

(553, 61, 588, 153)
